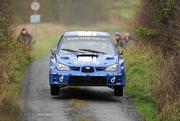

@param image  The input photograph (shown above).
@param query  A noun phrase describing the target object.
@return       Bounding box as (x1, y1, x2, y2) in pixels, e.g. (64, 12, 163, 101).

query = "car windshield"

(58, 36, 116, 55)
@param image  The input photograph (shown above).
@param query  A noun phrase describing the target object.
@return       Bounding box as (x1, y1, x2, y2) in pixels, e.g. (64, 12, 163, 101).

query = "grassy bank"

(124, 43, 179, 121)
(0, 0, 31, 120)
(135, 0, 180, 120)
(124, 44, 159, 121)
(0, 42, 31, 121)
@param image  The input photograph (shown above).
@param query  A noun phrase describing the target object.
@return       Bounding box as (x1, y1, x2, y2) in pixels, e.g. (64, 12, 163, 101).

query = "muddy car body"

(49, 31, 125, 96)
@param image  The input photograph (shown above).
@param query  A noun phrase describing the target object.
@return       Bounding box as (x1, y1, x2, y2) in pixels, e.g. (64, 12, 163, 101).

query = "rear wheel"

(50, 85, 60, 96)
(114, 86, 123, 96)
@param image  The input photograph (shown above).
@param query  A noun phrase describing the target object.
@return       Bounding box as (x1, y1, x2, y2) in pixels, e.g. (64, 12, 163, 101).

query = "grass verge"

(124, 43, 159, 121)
(0, 41, 31, 121)
(124, 43, 180, 121)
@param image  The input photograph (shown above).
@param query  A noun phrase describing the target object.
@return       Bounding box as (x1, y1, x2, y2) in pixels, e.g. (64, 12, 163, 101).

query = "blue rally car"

(49, 31, 125, 96)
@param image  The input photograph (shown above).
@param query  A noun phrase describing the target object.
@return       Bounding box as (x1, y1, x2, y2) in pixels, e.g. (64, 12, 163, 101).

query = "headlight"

(106, 64, 119, 71)
(56, 63, 70, 71)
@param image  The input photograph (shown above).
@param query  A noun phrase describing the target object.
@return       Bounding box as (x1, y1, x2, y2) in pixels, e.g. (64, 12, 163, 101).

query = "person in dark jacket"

(114, 32, 122, 46)
(17, 28, 32, 44)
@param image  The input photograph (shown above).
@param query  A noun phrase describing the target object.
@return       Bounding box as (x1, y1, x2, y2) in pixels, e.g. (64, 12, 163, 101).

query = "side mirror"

(51, 49, 57, 57)
(51, 49, 55, 55)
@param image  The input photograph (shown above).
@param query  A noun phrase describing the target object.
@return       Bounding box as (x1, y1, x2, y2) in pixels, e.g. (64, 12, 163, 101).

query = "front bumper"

(49, 70, 125, 86)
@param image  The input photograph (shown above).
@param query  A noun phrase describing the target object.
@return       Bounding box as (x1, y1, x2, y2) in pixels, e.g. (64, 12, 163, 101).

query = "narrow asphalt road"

(22, 55, 144, 121)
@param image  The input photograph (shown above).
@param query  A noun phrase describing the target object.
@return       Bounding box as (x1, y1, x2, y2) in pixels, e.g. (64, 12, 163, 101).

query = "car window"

(58, 36, 116, 55)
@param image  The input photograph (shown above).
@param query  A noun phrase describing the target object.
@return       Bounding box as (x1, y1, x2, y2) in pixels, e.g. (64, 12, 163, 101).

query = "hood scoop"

(77, 56, 98, 63)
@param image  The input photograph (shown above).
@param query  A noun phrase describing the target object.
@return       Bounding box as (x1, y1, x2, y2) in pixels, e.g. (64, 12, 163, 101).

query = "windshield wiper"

(78, 49, 106, 54)
(61, 48, 84, 54)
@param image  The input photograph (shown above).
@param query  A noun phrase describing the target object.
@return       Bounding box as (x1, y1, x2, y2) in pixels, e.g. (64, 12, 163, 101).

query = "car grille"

(70, 67, 80, 71)
(69, 76, 107, 86)
(70, 66, 105, 72)
(81, 66, 94, 73)
(95, 67, 105, 71)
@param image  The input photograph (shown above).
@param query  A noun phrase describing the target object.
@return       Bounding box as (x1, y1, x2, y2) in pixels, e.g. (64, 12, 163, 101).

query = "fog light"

(54, 81, 59, 84)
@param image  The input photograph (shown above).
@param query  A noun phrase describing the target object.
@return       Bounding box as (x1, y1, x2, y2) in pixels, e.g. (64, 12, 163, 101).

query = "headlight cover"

(106, 64, 119, 71)
(56, 63, 70, 71)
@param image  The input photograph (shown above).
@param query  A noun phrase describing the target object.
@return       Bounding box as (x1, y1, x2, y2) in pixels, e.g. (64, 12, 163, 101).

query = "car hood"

(56, 54, 119, 67)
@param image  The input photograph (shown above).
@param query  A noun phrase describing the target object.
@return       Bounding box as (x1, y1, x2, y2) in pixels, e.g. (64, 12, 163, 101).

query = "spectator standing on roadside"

(17, 28, 33, 44)
(17, 28, 28, 43)
(123, 32, 133, 45)
(114, 32, 127, 47)
(114, 32, 122, 46)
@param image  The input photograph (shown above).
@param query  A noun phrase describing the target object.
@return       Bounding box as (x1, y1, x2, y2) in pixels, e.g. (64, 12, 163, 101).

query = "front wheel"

(50, 85, 60, 96)
(114, 86, 123, 96)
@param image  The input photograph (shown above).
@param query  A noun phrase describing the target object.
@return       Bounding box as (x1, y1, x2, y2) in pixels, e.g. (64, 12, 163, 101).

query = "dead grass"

(153, 55, 180, 121)
(79, 116, 93, 121)
(135, 0, 180, 120)
(0, 55, 7, 103)
(0, 42, 31, 121)
(69, 99, 87, 108)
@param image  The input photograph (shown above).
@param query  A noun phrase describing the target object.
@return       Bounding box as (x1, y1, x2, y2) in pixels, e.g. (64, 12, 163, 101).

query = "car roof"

(63, 31, 110, 37)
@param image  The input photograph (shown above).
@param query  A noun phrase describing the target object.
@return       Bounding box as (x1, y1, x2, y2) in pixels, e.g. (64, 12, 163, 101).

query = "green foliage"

(137, 0, 179, 55)
(153, 0, 174, 25)
(0, 1, 31, 120)
(0, 17, 7, 43)
(125, 44, 179, 121)
(33, 35, 59, 59)
(134, 99, 158, 121)
(136, 0, 179, 120)
(136, 26, 156, 39)
(0, 40, 31, 121)
(0, 0, 10, 44)
(110, 0, 140, 19)
(7, 41, 31, 81)
(177, 40, 180, 47)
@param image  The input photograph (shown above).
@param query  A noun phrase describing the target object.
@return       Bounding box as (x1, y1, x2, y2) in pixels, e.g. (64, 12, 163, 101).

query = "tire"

(50, 85, 60, 96)
(114, 86, 123, 96)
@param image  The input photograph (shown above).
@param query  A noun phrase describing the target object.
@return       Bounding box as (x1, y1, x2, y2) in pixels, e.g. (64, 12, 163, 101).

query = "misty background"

(11, 0, 139, 26)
